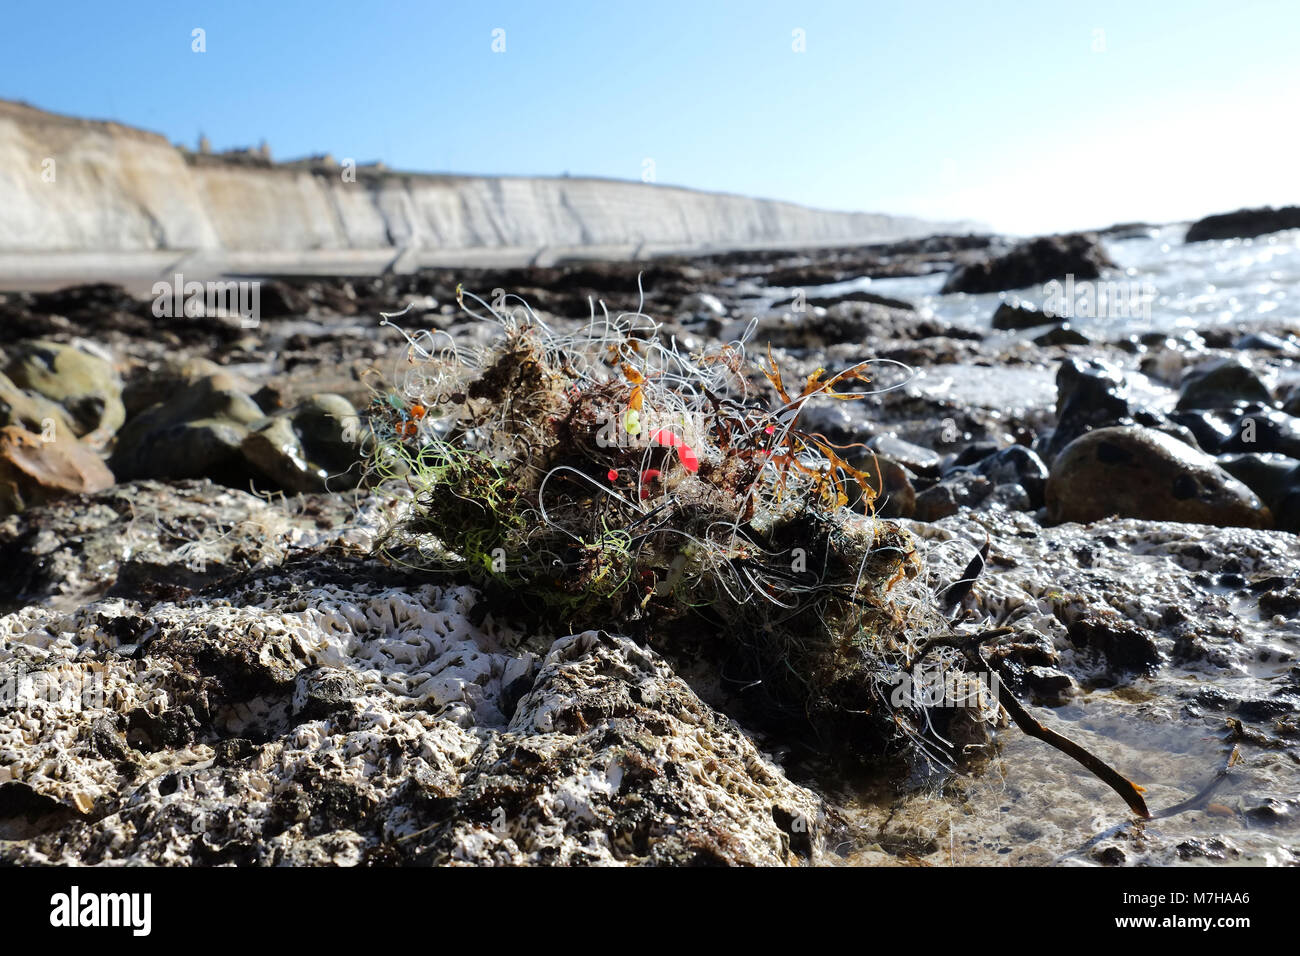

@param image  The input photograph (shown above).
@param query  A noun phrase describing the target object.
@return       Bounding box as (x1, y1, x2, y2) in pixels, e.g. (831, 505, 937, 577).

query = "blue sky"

(3, 0, 1298, 234)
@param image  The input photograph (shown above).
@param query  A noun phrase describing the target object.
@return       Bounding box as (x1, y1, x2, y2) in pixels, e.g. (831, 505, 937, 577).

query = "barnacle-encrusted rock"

(410, 630, 824, 865)
(0, 572, 822, 865)
(0, 466, 828, 864)
(0, 479, 348, 606)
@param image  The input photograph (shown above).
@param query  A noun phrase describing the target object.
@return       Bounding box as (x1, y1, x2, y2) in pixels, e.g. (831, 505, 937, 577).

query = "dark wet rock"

(1185, 205, 1300, 243)
(1169, 408, 1236, 453)
(290, 394, 365, 457)
(120, 419, 248, 484)
(25, 283, 141, 321)
(257, 281, 313, 319)
(418, 261, 712, 318)
(0, 425, 114, 516)
(241, 394, 367, 493)
(1033, 324, 1092, 347)
(986, 482, 1032, 511)
(746, 234, 999, 287)
(991, 300, 1059, 331)
(1218, 408, 1300, 459)
(1245, 798, 1295, 825)
(950, 441, 999, 468)
(988, 631, 1058, 669)
(1110, 334, 1143, 355)
(0, 284, 148, 346)
(126, 706, 200, 752)
(801, 290, 915, 312)
(940, 233, 1115, 295)
(120, 355, 254, 418)
(1046, 425, 1271, 529)
(757, 264, 856, 287)
(1049, 357, 1134, 454)
(2, 340, 124, 441)
(970, 445, 1049, 509)
(252, 382, 290, 413)
(874, 336, 985, 368)
(1218, 454, 1300, 527)
(1235, 331, 1300, 356)
(1021, 665, 1075, 700)
(866, 435, 941, 477)
(1066, 613, 1161, 672)
(913, 471, 994, 522)
(213, 738, 260, 767)
(110, 373, 264, 482)
(0, 284, 249, 353)
(1093, 845, 1126, 866)
(1255, 577, 1300, 617)
(742, 302, 917, 351)
(1043, 357, 1177, 464)
(1138, 330, 1209, 351)
(1273, 464, 1300, 534)
(1130, 332, 1211, 382)
(1191, 685, 1238, 712)
(1236, 697, 1300, 721)
(1176, 838, 1239, 861)
(88, 717, 132, 763)
(292, 666, 363, 721)
(1176, 357, 1273, 410)
(1100, 222, 1160, 241)
(1192, 329, 1238, 350)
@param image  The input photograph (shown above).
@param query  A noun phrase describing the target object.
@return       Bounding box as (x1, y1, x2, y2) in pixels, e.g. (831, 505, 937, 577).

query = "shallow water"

(764, 224, 1300, 339)
(829, 513, 1300, 867)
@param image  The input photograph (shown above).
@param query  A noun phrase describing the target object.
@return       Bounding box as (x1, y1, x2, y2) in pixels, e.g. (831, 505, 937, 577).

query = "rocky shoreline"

(2, 222, 1298, 865)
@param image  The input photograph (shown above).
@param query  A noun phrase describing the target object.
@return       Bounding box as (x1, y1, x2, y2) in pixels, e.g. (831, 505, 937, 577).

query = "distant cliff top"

(0, 98, 174, 144)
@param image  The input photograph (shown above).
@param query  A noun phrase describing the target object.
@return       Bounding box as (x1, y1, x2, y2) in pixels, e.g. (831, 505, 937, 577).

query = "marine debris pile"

(364, 287, 1128, 795)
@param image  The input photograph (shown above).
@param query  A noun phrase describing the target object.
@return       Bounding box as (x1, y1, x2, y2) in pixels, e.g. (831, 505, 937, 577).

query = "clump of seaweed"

(361, 284, 1149, 815)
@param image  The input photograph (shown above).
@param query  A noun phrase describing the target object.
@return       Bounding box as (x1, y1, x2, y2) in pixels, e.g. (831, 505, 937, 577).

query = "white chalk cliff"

(0, 100, 977, 271)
